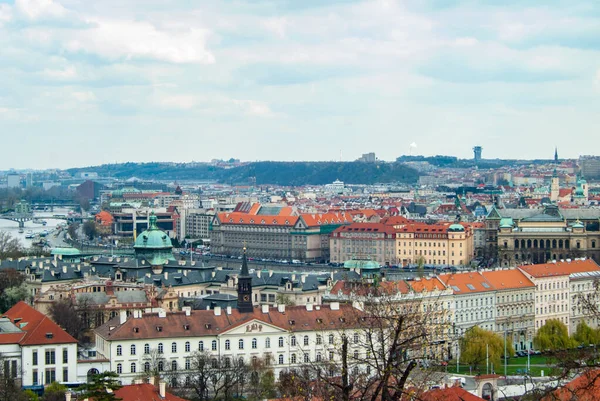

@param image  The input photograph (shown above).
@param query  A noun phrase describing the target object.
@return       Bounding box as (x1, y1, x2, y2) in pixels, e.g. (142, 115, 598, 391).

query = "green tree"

(534, 319, 575, 351)
(460, 326, 513, 372)
(67, 223, 79, 240)
(79, 372, 122, 401)
(22, 390, 39, 401)
(42, 382, 67, 401)
(416, 256, 425, 278)
(0, 283, 30, 313)
(573, 321, 600, 346)
(82, 220, 98, 240)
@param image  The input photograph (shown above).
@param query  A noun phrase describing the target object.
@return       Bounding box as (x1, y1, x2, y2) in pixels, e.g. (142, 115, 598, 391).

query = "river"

(0, 208, 74, 248)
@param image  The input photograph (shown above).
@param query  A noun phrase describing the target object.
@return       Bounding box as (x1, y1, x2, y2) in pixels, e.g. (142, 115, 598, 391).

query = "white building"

(7, 174, 20, 189)
(94, 303, 362, 384)
(0, 302, 78, 387)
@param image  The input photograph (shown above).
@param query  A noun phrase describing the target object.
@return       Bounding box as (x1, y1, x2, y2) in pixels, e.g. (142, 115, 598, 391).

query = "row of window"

(32, 349, 68, 366)
(117, 333, 361, 356)
(32, 368, 68, 385)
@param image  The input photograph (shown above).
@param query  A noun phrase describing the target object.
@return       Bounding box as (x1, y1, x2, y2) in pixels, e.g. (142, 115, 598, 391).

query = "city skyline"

(1, 0, 599, 170)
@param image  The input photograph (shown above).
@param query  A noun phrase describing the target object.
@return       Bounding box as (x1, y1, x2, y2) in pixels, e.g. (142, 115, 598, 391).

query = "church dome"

(134, 213, 173, 250)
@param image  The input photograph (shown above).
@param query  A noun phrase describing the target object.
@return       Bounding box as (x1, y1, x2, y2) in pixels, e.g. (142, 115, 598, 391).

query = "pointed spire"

(554, 146, 558, 162)
(241, 245, 249, 276)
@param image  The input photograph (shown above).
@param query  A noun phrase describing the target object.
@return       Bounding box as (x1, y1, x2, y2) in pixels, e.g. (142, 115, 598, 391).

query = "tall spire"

(241, 246, 249, 276)
(554, 147, 558, 163)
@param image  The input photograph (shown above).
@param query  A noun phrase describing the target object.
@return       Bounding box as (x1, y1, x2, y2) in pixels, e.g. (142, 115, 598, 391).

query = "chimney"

(183, 306, 191, 316)
(149, 376, 155, 385)
(164, 272, 169, 280)
(306, 303, 313, 312)
(256, 270, 261, 278)
(301, 274, 306, 283)
(269, 270, 273, 277)
(62, 266, 67, 274)
(261, 304, 269, 314)
(226, 306, 232, 315)
(214, 306, 222, 316)
(330, 302, 340, 311)
(119, 310, 127, 325)
(65, 392, 72, 401)
(277, 304, 285, 313)
(159, 381, 166, 398)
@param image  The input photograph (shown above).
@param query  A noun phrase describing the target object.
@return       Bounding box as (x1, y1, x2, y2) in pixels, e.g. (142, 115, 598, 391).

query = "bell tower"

(237, 247, 253, 313)
(550, 169, 559, 202)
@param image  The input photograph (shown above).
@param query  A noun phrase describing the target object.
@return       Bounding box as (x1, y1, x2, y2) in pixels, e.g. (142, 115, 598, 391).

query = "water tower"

(473, 146, 482, 162)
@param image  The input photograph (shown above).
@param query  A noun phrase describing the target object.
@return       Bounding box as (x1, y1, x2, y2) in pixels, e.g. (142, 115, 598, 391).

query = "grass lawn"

(442, 356, 559, 377)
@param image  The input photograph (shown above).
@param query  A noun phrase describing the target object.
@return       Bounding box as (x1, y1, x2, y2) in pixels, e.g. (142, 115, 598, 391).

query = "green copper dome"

(448, 223, 465, 232)
(571, 220, 584, 229)
(343, 259, 380, 270)
(134, 213, 173, 249)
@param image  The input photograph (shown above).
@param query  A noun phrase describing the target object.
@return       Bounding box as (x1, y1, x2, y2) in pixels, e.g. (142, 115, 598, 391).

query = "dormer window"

(205, 324, 212, 329)
(156, 326, 163, 332)
(183, 324, 190, 330)
(45, 333, 53, 339)
(133, 327, 139, 333)
(289, 320, 295, 326)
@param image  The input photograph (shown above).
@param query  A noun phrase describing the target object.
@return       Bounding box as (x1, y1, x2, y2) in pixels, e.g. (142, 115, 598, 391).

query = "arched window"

(265, 337, 271, 348)
(185, 341, 190, 352)
(211, 340, 217, 351)
(116, 345, 122, 356)
(225, 340, 231, 350)
(514, 240, 519, 249)
(291, 354, 297, 364)
(316, 335, 322, 345)
(185, 376, 191, 386)
(130, 363, 136, 373)
(172, 342, 177, 353)
(185, 358, 191, 370)
(252, 338, 257, 349)
(116, 363, 122, 374)
(559, 239, 564, 248)
(172, 360, 177, 371)
(130, 345, 136, 355)
(144, 344, 150, 354)
(290, 336, 296, 346)
(199, 341, 204, 351)
(316, 352, 322, 361)
(171, 377, 177, 387)
(278, 354, 284, 364)
(144, 362, 150, 372)
(158, 343, 164, 354)
(224, 358, 231, 368)
(533, 239, 538, 248)
(278, 337, 284, 347)
(239, 339, 244, 350)
(304, 353, 309, 363)
(158, 361, 164, 371)
(353, 333, 359, 343)
(329, 334, 334, 344)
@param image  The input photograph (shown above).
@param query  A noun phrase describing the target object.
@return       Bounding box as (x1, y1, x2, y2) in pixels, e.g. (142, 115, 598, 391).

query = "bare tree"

(0, 232, 22, 260)
(292, 284, 452, 401)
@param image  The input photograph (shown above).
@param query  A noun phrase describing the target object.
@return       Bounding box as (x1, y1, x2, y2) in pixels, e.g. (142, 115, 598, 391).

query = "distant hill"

(66, 161, 420, 186)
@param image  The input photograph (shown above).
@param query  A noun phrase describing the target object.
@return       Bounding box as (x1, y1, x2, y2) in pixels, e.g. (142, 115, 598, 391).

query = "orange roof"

(380, 216, 410, 226)
(300, 212, 352, 226)
(558, 188, 572, 197)
(332, 222, 396, 236)
(95, 211, 114, 226)
(408, 277, 447, 292)
(1, 302, 77, 346)
(438, 272, 495, 294)
(218, 212, 299, 227)
(542, 369, 600, 401)
(481, 269, 535, 290)
(114, 383, 188, 401)
(519, 259, 600, 278)
(418, 387, 485, 401)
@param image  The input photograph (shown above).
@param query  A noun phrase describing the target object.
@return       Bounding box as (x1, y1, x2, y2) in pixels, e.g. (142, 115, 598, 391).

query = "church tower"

(550, 169, 559, 202)
(237, 247, 254, 313)
(554, 147, 559, 163)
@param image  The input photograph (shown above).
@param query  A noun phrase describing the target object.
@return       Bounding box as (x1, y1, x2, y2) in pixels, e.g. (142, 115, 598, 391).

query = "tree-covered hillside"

(67, 161, 420, 185)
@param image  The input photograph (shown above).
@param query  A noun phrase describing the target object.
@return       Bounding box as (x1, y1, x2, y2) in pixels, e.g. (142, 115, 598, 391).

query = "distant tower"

(550, 169, 559, 202)
(473, 146, 482, 162)
(554, 147, 559, 163)
(237, 247, 253, 313)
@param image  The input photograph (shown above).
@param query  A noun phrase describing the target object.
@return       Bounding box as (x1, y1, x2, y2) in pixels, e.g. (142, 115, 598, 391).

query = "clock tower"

(237, 247, 253, 313)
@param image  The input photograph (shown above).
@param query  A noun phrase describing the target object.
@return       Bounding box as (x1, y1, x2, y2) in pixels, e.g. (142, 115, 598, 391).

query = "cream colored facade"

(569, 271, 600, 333)
(519, 270, 570, 333)
(395, 223, 474, 267)
(330, 223, 397, 266)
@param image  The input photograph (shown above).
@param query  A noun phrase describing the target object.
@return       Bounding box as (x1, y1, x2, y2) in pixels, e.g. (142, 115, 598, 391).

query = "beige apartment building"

(329, 223, 397, 266)
(482, 269, 535, 351)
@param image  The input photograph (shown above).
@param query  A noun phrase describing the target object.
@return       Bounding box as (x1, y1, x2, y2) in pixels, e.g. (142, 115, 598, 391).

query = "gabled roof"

(542, 368, 600, 401)
(438, 272, 495, 295)
(1, 302, 77, 346)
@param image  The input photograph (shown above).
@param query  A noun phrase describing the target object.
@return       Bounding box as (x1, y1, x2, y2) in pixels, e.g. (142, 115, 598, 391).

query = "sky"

(0, 0, 599, 170)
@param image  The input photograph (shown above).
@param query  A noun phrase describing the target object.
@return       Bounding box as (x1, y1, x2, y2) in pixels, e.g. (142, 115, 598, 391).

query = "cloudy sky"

(0, 0, 599, 169)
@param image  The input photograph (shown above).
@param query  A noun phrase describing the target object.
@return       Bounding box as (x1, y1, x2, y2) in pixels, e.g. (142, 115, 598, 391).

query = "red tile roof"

(418, 386, 485, 401)
(114, 383, 188, 401)
(519, 259, 600, 278)
(1, 301, 77, 345)
(332, 222, 397, 237)
(542, 369, 600, 401)
(438, 272, 494, 294)
(408, 277, 447, 292)
(481, 269, 535, 290)
(96, 305, 360, 341)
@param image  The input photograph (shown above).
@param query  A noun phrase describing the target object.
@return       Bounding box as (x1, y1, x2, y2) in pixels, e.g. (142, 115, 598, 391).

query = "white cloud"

(15, 0, 67, 20)
(159, 94, 198, 110)
(262, 17, 287, 39)
(0, 4, 13, 25)
(454, 37, 478, 47)
(41, 65, 77, 79)
(72, 91, 96, 102)
(233, 99, 272, 116)
(65, 19, 215, 64)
